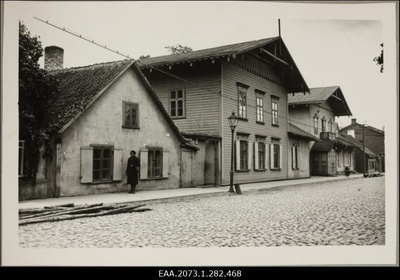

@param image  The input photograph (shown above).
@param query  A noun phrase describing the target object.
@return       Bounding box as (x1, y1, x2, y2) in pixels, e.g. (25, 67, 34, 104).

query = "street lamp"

(228, 111, 238, 192)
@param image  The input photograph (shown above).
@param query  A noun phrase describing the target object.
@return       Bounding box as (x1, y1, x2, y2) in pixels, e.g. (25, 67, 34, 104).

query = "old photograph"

(1, 1, 398, 267)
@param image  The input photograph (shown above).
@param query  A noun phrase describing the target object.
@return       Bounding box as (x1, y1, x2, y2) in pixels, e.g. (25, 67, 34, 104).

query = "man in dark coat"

(126, 150, 140, 193)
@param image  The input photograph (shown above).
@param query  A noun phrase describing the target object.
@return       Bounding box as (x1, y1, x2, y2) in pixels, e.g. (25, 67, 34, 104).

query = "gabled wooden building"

(138, 37, 310, 185)
(288, 86, 352, 176)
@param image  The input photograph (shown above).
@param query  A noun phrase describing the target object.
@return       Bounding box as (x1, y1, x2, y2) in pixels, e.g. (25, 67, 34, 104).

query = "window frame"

(92, 145, 113, 182)
(255, 89, 265, 124)
(292, 144, 299, 170)
(271, 96, 279, 126)
(239, 140, 248, 170)
(169, 89, 186, 119)
(19, 140, 25, 177)
(148, 147, 163, 179)
(313, 115, 319, 134)
(122, 101, 139, 129)
(270, 138, 281, 170)
(321, 116, 326, 133)
(328, 119, 333, 132)
(237, 82, 249, 120)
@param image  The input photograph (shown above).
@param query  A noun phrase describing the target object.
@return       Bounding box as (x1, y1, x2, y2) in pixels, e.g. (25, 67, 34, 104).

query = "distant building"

(288, 86, 353, 176)
(340, 118, 384, 173)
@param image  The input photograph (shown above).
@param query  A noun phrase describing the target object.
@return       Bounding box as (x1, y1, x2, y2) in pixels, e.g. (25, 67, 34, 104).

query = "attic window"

(123, 101, 139, 129)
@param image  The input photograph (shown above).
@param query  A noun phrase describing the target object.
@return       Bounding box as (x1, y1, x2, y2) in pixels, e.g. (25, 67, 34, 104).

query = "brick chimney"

(44, 46, 64, 71)
(351, 118, 357, 124)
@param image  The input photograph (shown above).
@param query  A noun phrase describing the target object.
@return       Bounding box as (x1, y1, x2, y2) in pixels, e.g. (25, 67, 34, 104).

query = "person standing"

(126, 150, 140, 194)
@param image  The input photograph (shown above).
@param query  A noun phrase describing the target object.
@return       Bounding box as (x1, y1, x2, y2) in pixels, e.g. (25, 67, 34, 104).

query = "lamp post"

(228, 111, 238, 192)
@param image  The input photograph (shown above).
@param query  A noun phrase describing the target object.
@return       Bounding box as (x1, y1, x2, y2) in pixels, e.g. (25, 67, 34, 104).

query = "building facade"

(138, 37, 311, 185)
(19, 47, 195, 200)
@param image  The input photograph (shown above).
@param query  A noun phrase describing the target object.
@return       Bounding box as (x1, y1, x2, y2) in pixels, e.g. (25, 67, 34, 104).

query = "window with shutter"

(270, 139, 281, 170)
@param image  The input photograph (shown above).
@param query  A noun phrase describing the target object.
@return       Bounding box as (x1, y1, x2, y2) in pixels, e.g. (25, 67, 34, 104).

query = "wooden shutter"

(247, 141, 252, 170)
(235, 140, 241, 171)
(254, 142, 259, 170)
(80, 146, 93, 183)
(162, 150, 170, 178)
(112, 148, 123, 181)
(279, 144, 283, 169)
(264, 143, 268, 170)
(140, 149, 148, 180)
(269, 143, 274, 169)
(291, 146, 295, 169)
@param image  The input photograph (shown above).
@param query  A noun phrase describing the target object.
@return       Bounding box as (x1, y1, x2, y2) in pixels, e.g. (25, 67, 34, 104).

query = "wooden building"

(138, 37, 310, 185)
(19, 46, 196, 200)
(288, 86, 352, 176)
(339, 119, 384, 173)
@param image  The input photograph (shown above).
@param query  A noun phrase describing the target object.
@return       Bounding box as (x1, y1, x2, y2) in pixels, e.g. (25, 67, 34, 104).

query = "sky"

(4, 1, 396, 130)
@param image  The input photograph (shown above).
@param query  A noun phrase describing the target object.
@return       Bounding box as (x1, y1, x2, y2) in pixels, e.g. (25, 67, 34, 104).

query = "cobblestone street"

(19, 177, 385, 248)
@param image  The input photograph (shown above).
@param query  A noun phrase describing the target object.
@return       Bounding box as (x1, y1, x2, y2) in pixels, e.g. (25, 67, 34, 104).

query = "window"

(235, 134, 250, 171)
(80, 146, 123, 184)
(292, 145, 299, 170)
(239, 141, 248, 170)
(93, 147, 113, 182)
(271, 96, 279, 126)
(328, 119, 333, 132)
(321, 117, 326, 133)
(170, 89, 185, 118)
(255, 90, 265, 123)
(313, 114, 319, 134)
(237, 83, 249, 119)
(368, 160, 376, 171)
(148, 149, 162, 179)
(254, 136, 267, 171)
(123, 101, 139, 128)
(344, 152, 351, 166)
(270, 139, 282, 170)
(19, 140, 25, 177)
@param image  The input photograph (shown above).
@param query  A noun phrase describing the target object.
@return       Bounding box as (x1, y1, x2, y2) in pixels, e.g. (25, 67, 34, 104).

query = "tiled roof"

(137, 37, 280, 67)
(288, 86, 352, 116)
(47, 60, 192, 147)
(48, 59, 134, 133)
(288, 122, 320, 141)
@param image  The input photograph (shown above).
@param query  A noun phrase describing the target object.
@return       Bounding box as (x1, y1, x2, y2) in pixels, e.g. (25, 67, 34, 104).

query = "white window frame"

(255, 90, 265, 123)
(292, 144, 299, 170)
(170, 89, 185, 118)
(270, 139, 282, 170)
(254, 137, 267, 171)
(271, 96, 279, 126)
(237, 83, 249, 119)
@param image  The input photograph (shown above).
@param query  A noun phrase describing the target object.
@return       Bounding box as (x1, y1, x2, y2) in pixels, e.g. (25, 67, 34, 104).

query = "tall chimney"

(351, 118, 357, 124)
(44, 46, 64, 71)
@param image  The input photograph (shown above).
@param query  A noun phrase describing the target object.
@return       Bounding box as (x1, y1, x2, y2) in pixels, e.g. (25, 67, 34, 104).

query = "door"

(181, 150, 193, 188)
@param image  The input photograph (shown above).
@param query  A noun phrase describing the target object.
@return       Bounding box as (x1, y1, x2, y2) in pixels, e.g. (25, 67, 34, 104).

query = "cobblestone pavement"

(19, 177, 385, 248)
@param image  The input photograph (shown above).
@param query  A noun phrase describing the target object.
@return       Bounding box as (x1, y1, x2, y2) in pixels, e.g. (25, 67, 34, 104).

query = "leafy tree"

(19, 22, 58, 181)
(373, 43, 384, 73)
(165, 44, 193, 55)
(139, 54, 151, 59)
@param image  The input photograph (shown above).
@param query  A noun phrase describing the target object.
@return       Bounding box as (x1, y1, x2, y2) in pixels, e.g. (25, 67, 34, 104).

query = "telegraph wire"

(34, 17, 380, 134)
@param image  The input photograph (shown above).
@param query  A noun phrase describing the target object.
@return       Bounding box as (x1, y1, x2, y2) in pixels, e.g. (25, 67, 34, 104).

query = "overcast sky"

(5, 1, 396, 130)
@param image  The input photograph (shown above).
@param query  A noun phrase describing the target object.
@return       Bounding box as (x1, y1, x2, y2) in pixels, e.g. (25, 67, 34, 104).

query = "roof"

(339, 122, 384, 135)
(288, 86, 352, 116)
(288, 122, 320, 141)
(137, 37, 309, 93)
(337, 134, 376, 157)
(47, 59, 190, 146)
(311, 140, 335, 152)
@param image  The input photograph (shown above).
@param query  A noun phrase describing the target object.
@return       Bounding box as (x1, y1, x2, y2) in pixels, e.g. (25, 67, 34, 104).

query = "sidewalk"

(19, 174, 364, 209)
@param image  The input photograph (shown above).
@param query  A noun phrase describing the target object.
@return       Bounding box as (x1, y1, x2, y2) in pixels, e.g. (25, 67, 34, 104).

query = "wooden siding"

(143, 62, 221, 136)
(221, 61, 289, 184)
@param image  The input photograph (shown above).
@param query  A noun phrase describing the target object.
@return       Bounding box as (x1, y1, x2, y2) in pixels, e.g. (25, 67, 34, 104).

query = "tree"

(373, 43, 384, 73)
(19, 22, 58, 181)
(139, 54, 151, 59)
(165, 44, 193, 55)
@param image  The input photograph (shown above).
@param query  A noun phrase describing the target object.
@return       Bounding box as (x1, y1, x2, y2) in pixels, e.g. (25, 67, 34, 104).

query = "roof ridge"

(139, 36, 280, 61)
(48, 59, 134, 73)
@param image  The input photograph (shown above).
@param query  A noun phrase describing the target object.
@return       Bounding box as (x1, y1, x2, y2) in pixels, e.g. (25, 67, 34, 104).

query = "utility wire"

(34, 17, 375, 134)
